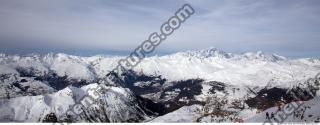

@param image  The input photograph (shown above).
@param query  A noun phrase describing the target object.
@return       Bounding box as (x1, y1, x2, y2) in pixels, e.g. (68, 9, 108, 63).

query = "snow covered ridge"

(0, 84, 156, 122)
(169, 47, 287, 61)
(0, 47, 319, 87)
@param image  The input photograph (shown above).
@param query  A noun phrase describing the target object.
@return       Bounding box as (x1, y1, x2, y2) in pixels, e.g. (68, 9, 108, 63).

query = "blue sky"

(0, 0, 319, 58)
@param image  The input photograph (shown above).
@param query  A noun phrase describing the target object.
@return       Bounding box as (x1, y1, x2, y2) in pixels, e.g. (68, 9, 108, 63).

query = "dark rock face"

(114, 69, 167, 95)
(160, 79, 204, 100)
(43, 112, 58, 123)
(20, 79, 28, 82)
(245, 86, 317, 110)
(12, 82, 27, 92)
(157, 79, 205, 114)
(135, 95, 166, 116)
(245, 87, 288, 110)
(15, 66, 94, 91)
(208, 81, 227, 94)
(15, 67, 41, 77)
(34, 73, 92, 90)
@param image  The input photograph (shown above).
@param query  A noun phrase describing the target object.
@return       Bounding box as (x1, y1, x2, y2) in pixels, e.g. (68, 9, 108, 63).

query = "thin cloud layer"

(0, 0, 319, 57)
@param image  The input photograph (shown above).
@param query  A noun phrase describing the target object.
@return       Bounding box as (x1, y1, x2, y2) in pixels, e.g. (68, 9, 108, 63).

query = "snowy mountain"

(173, 47, 234, 59)
(0, 48, 319, 123)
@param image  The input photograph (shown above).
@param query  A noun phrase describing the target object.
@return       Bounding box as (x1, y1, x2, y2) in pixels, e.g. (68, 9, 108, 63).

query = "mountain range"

(0, 47, 319, 123)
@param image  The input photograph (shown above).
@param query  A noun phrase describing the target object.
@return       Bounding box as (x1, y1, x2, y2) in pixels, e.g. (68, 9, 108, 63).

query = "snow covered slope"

(244, 97, 320, 123)
(0, 83, 152, 122)
(148, 97, 320, 123)
(0, 47, 319, 123)
(135, 48, 319, 88)
(149, 105, 202, 123)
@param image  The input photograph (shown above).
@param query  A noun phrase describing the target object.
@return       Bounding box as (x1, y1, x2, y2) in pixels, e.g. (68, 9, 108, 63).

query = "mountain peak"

(240, 51, 287, 62)
(170, 47, 287, 62)
(174, 47, 233, 59)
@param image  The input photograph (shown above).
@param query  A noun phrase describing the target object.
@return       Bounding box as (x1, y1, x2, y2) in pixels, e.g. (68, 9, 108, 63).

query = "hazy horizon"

(0, 47, 319, 59)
